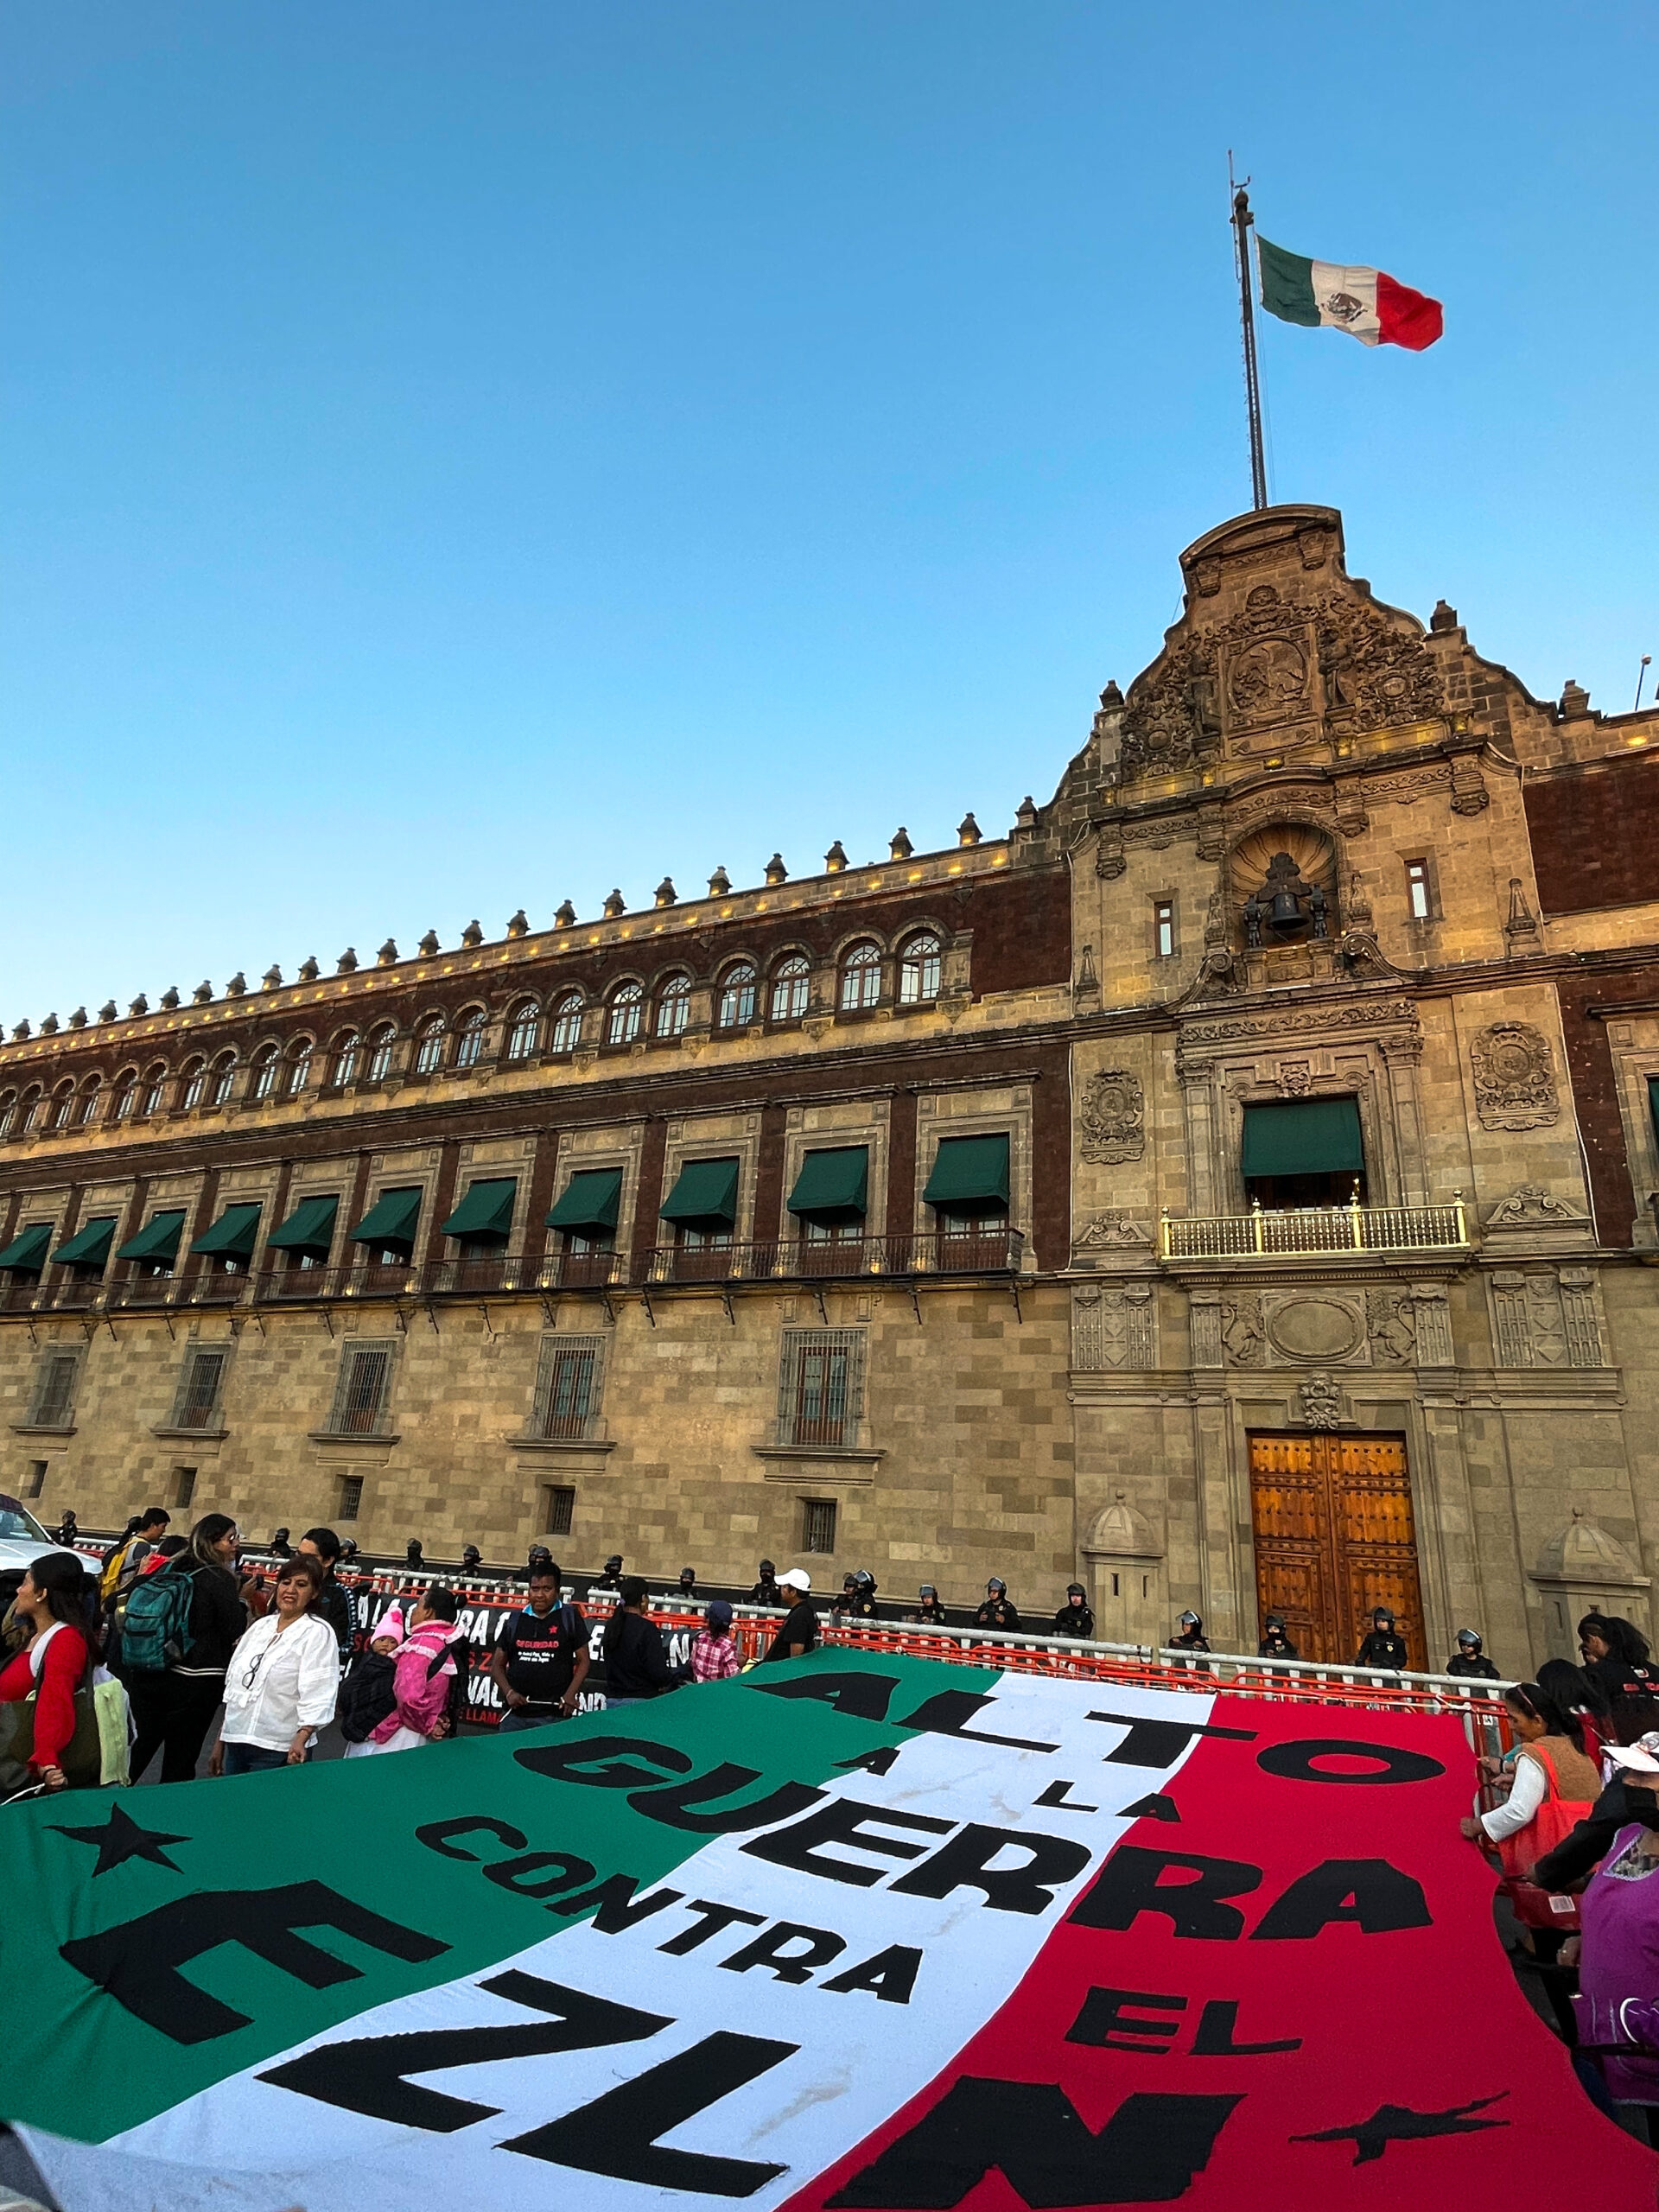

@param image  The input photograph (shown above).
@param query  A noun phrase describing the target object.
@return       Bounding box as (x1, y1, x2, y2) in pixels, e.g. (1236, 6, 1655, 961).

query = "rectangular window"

(778, 1328, 866, 1449)
(1240, 1096, 1366, 1209)
(338, 1472, 364, 1521)
(26, 1459, 47, 1498)
(542, 1484, 575, 1537)
(1154, 899, 1176, 959)
(169, 1347, 228, 1432)
(327, 1341, 396, 1437)
(802, 1498, 838, 1554)
(530, 1334, 605, 1441)
(28, 1350, 80, 1429)
(173, 1466, 197, 1510)
(1405, 859, 1433, 921)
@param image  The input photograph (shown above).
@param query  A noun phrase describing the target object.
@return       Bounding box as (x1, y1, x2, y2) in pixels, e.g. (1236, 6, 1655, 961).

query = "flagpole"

(1230, 176, 1268, 512)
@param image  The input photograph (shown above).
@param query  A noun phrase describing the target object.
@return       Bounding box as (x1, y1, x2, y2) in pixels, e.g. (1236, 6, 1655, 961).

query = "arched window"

(45, 1082, 74, 1131)
(549, 995, 584, 1053)
(180, 1058, 207, 1112)
(898, 931, 942, 1005)
(207, 1053, 236, 1108)
(770, 955, 810, 1023)
(413, 1015, 446, 1074)
(0, 1093, 15, 1141)
(286, 1039, 314, 1096)
(249, 1046, 279, 1102)
(838, 941, 882, 1012)
(505, 1000, 541, 1061)
(655, 975, 691, 1039)
(365, 1023, 397, 1082)
(112, 1071, 140, 1120)
(19, 1087, 42, 1134)
(139, 1065, 168, 1118)
(607, 982, 644, 1046)
(330, 1033, 361, 1087)
(716, 962, 758, 1030)
(73, 1078, 101, 1127)
(454, 1007, 487, 1069)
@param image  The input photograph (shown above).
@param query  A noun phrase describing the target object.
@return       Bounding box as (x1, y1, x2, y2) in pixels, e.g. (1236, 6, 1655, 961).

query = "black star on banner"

(50, 1802, 189, 1877)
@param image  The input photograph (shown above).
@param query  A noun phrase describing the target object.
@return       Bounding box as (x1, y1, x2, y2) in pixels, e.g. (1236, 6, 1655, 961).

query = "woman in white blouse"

(208, 1555, 340, 1776)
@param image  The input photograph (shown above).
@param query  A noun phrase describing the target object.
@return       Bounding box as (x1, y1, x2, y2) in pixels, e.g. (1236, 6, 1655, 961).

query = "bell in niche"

(1244, 850, 1329, 946)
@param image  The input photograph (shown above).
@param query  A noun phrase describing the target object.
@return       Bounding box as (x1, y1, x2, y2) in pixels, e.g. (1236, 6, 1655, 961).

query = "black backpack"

(338, 1650, 398, 1744)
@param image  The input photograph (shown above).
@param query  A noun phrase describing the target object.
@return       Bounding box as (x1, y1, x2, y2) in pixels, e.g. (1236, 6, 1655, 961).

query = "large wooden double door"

(1248, 1431, 1426, 1668)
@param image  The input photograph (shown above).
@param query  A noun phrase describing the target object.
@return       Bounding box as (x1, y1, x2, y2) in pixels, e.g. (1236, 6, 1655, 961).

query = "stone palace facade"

(3, 502, 1658, 1670)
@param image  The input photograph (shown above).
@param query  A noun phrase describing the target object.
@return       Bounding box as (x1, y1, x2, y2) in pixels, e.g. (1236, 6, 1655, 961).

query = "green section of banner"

(2, 1649, 996, 2142)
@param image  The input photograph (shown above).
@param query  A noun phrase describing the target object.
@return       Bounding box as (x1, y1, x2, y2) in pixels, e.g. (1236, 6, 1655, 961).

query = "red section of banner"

(1376, 269, 1444, 351)
(782, 1698, 1653, 2210)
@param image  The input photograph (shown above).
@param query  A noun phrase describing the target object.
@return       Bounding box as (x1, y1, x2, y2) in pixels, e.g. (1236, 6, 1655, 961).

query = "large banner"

(3, 1650, 1649, 2210)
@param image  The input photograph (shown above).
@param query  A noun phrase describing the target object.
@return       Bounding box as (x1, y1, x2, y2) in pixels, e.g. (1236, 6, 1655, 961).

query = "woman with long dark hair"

(0, 1553, 95, 1797)
(1462, 1681, 1600, 1956)
(208, 1555, 340, 1775)
(125, 1511, 248, 1783)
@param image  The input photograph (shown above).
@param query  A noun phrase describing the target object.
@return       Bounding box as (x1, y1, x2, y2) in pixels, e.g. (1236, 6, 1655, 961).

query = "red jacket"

(0, 1622, 87, 1772)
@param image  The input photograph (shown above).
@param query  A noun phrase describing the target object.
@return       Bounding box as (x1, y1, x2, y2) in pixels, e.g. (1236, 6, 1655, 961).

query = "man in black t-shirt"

(490, 1564, 590, 1729)
(765, 1569, 819, 1662)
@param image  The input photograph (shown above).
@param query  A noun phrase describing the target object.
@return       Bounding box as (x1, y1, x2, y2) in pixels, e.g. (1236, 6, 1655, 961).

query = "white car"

(0, 1494, 90, 1605)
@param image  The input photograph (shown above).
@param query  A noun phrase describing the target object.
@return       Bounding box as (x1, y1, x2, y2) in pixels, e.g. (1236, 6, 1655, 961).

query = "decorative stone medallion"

(1471, 1021, 1559, 1131)
(1079, 1068, 1146, 1164)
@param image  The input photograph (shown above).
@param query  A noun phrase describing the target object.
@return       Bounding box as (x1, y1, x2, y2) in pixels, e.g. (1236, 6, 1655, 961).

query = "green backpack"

(120, 1561, 196, 1673)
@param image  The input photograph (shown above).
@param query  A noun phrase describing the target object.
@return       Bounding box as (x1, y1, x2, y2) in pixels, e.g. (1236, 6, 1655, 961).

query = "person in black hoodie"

(1052, 1585, 1095, 1639)
(601, 1578, 677, 1703)
(1446, 1628, 1502, 1681)
(1579, 1614, 1659, 1712)
(1355, 1606, 1409, 1672)
(126, 1513, 249, 1783)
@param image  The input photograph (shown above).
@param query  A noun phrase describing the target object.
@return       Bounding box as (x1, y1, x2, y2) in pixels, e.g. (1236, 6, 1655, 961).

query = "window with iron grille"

(326, 1340, 397, 1437)
(338, 1471, 363, 1520)
(778, 1328, 866, 1449)
(530, 1333, 606, 1441)
(802, 1498, 837, 1554)
(173, 1466, 197, 1509)
(168, 1347, 229, 1433)
(898, 932, 941, 1005)
(542, 1484, 575, 1537)
(28, 1350, 80, 1429)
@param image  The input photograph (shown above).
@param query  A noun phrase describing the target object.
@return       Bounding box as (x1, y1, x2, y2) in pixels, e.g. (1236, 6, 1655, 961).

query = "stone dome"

(1085, 1491, 1162, 1560)
(1534, 1508, 1648, 1587)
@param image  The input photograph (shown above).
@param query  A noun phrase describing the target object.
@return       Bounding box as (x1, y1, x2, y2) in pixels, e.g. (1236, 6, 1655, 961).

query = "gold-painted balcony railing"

(1160, 1193, 1468, 1261)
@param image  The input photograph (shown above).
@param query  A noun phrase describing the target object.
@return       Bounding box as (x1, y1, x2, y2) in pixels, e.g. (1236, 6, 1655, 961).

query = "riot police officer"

(1257, 1612, 1299, 1660)
(1168, 1609, 1211, 1656)
(749, 1559, 782, 1606)
(1355, 1605, 1409, 1672)
(591, 1553, 626, 1596)
(1446, 1627, 1501, 1680)
(841, 1568, 880, 1622)
(1052, 1584, 1095, 1639)
(975, 1579, 1021, 1632)
(909, 1584, 949, 1627)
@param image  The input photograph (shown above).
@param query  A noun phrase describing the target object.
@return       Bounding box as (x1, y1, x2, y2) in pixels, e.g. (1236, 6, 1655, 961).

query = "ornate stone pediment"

(1483, 1184, 1586, 1227)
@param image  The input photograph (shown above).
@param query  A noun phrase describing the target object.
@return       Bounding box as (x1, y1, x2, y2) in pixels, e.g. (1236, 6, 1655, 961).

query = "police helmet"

(759, 1559, 776, 1576)
(852, 1569, 875, 1592)
(919, 1584, 938, 1598)
(987, 1577, 1007, 1595)
(604, 1554, 624, 1574)
(1265, 1612, 1286, 1631)
(1457, 1628, 1483, 1650)
(1372, 1605, 1395, 1626)
(679, 1567, 697, 1585)
(1179, 1610, 1202, 1630)
(1066, 1583, 1087, 1599)
(461, 1544, 481, 1570)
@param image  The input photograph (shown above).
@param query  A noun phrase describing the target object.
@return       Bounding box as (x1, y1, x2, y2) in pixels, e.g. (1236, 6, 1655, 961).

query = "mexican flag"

(3, 1649, 1646, 2210)
(1258, 235, 1444, 351)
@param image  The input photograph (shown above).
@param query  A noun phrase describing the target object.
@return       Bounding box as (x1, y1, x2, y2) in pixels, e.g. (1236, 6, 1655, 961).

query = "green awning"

(348, 1186, 423, 1251)
(116, 1210, 187, 1265)
(266, 1194, 340, 1256)
(547, 1167, 623, 1235)
(658, 1156, 740, 1230)
(53, 1217, 115, 1269)
(442, 1177, 517, 1241)
(923, 1133, 1010, 1211)
(0, 1224, 53, 1274)
(190, 1201, 262, 1261)
(1241, 1096, 1364, 1179)
(786, 1146, 869, 1222)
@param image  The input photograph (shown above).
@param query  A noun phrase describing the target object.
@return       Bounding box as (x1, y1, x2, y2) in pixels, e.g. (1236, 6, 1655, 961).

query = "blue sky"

(3, 3, 1655, 1022)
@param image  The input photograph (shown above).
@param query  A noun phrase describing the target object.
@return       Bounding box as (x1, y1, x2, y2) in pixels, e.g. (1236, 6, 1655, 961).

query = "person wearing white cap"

(765, 1569, 818, 1663)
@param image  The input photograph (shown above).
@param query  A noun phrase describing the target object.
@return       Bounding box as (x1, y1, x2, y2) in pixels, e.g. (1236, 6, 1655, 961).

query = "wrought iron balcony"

(641, 1229, 1024, 1284)
(1160, 1195, 1468, 1262)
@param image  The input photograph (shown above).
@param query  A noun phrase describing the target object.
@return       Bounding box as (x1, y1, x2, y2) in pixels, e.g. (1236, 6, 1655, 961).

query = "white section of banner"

(28, 1675, 1218, 2212)
(1308, 259, 1382, 344)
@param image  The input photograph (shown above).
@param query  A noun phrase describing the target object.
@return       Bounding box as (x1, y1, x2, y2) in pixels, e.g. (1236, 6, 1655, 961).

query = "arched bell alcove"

(1229, 823, 1338, 949)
